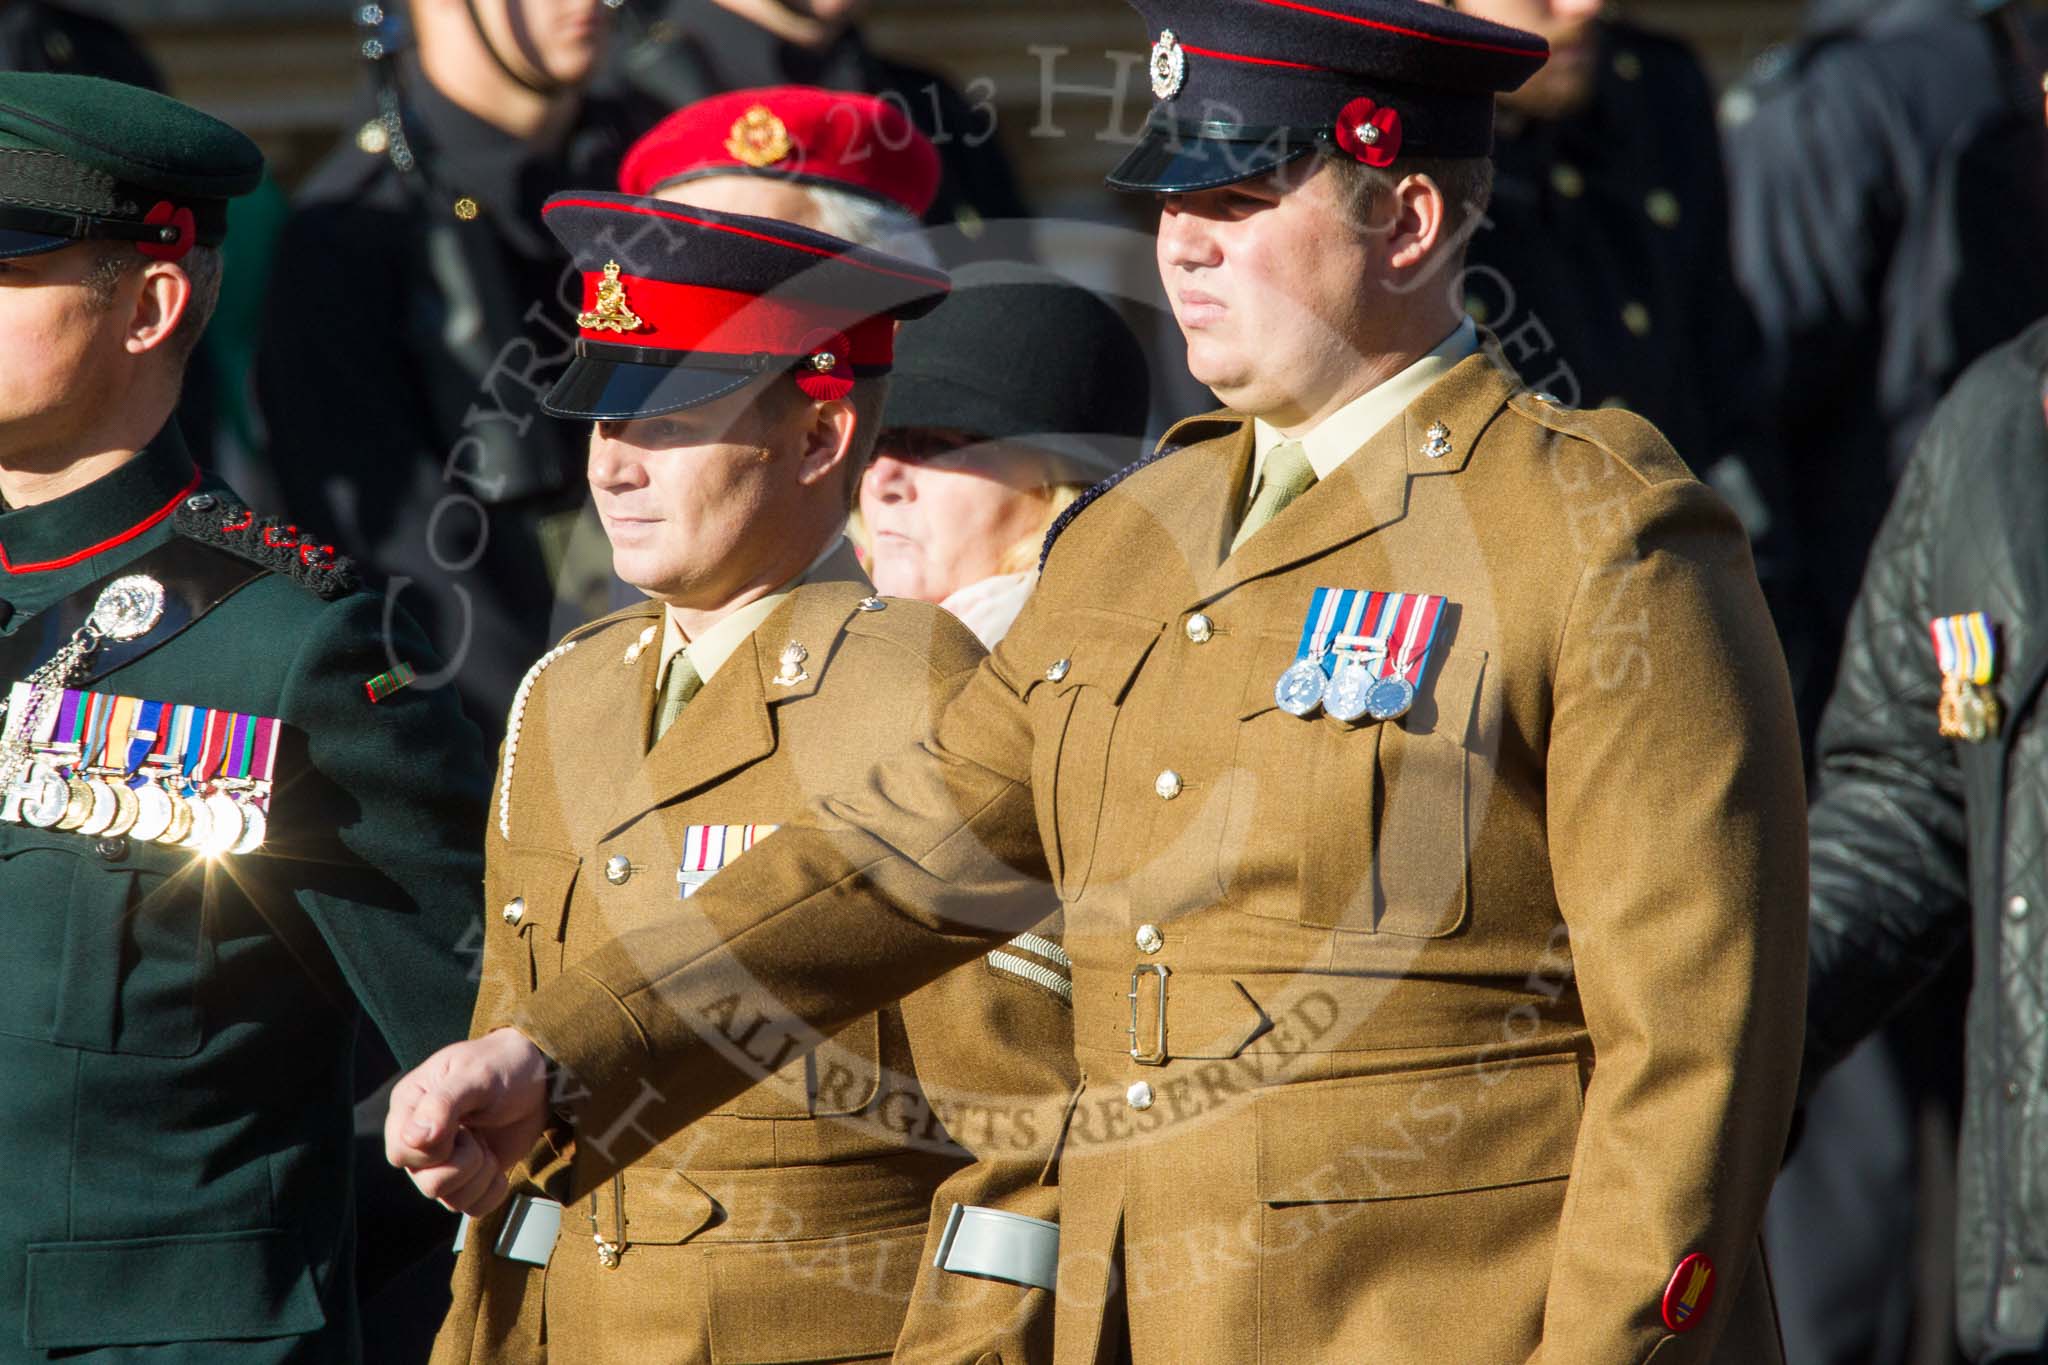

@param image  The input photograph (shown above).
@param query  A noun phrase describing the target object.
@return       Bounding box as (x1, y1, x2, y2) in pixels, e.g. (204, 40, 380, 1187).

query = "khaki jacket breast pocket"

(1018, 610, 1160, 901)
(0, 833, 209, 1057)
(480, 847, 581, 1024)
(1229, 637, 1485, 937)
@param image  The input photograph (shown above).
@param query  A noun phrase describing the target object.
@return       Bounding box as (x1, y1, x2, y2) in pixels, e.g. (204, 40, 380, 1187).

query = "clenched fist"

(384, 1027, 552, 1216)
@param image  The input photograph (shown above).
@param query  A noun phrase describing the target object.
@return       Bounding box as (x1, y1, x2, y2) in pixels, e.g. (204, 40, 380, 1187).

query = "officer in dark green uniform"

(0, 72, 488, 1360)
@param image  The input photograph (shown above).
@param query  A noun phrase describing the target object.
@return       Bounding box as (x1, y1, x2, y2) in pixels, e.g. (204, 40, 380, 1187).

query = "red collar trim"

(0, 468, 202, 574)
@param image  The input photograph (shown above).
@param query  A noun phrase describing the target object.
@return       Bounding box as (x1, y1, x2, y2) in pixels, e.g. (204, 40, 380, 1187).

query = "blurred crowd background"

(11, 1, 2048, 1362)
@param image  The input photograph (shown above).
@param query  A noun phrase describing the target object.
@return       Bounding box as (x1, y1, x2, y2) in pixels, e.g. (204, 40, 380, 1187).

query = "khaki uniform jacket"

(512, 350, 1809, 1364)
(435, 551, 1077, 1365)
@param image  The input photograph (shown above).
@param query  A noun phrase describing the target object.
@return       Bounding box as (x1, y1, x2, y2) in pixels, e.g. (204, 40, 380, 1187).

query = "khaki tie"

(1230, 439, 1317, 554)
(652, 648, 704, 744)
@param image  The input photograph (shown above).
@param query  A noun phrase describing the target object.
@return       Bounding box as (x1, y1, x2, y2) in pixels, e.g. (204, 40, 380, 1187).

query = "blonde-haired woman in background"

(858, 264, 1152, 645)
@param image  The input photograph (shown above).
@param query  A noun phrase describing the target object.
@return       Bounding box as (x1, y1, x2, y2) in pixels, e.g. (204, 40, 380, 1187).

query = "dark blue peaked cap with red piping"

(1107, 0, 1548, 193)
(540, 190, 950, 421)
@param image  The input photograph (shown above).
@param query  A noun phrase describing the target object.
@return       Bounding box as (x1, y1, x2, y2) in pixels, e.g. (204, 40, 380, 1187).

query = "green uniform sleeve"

(277, 590, 490, 1069)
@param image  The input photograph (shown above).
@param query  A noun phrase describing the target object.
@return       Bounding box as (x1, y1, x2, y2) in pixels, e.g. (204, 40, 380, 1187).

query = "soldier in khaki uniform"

(428, 192, 1077, 1365)
(392, 3, 1810, 1361)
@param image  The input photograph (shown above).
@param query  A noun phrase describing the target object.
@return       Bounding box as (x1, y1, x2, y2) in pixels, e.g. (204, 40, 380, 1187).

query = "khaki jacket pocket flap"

(24, 1227, 325, 1348)
(491, 846, 581, 943)
(1254, 1054, 1582, 1204)
(707, 1222, 924, 1363)
(1023, 611, 1159, 705)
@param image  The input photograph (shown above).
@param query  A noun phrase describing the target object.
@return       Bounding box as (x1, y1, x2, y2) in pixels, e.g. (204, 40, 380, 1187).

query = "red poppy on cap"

(794, 328, 856, 402)
(619, 86, 942, 218)
(1333, 96, 1402, 168)
(136, 200, 196, 262)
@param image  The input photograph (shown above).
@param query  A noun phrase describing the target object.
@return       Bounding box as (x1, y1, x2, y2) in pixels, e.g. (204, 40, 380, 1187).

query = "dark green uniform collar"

(0, 423, 199, 576)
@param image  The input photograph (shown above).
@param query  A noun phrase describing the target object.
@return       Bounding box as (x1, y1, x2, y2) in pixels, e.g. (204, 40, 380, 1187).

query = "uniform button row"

(1154, 770, 1182, 801)
(1135, 923, 1163, 954)
(1126, 1081, 1154, 1111)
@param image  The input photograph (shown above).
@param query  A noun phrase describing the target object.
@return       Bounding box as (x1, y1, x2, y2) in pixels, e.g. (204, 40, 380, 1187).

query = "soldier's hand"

(384, 1027, 551, 1216)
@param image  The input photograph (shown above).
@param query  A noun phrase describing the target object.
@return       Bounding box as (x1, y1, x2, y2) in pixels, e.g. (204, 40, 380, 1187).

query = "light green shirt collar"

(1248, 318, 1479, 499)
(657, 536, 857, 688)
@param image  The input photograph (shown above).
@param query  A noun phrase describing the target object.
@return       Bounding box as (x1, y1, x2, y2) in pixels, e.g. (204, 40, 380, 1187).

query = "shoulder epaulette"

(1039, 441, 1193, 571)
(172, 492, 360, 600)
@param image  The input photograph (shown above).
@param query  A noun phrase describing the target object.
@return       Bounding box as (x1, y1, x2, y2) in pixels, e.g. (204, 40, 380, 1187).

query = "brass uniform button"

(1127, 1081, 1155, 1111)
(1185, 614, 1214, 644)
(1046, 659, 1071, 683)
(1622, 302, 1653, 338)
(94, 836, 128, 863)
(1646, 189, 1682, 229)
(605, 855, 632, 886)
(1550, 163, 1586, 199)
(503, 897, 526, 927)
(1155, 770, 1183, 801)
(453, 197, 480, 221)
(1136, 924, 1164, 954)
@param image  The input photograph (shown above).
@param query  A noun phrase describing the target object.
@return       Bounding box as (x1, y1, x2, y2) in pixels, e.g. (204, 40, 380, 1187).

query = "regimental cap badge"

(773, 641, 810, 686)
(1150, 30, 1187, 100)
(726, 104, 793, 168)
(577, 260, 645, 334)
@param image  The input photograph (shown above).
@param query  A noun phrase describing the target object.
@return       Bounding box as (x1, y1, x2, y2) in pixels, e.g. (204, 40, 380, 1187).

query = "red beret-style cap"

(619, 85, 943, 218)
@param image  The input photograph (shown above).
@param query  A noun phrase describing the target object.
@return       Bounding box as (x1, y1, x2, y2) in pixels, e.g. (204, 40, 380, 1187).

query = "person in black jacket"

(1800, 314, 2048, 1364)
(256, 0, 649, 743)
(603, 0, 1027, 256)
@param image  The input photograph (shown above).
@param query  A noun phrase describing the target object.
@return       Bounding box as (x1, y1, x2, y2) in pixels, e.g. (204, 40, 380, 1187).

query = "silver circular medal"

(76, 778, 118, 835)
(19, 765, 69, 828)
(178, 793, 214, 850)
(1275, 658, 1328, 717)
(202, 793, 244, 856)
(230, 800, 267, 856)
(1324, 657, 1377, 724)
(130, 781, 174, 843)
(1366, 676, 1418, 723)
(88, 575, 166, 641)
(101, 782, 139, 838)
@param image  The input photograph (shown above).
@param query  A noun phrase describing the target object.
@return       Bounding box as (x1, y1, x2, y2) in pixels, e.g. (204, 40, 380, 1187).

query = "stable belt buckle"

(934, 1203, 1060, 1292)
(1128, 962, 1170, 1065)
(451, 1195, 563, 1267)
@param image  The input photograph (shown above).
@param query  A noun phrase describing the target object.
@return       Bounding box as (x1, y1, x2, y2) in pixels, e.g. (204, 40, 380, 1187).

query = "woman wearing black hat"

(855, 264, 1151, 645)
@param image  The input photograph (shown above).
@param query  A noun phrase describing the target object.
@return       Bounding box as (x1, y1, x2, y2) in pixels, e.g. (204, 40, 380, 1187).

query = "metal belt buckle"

(1128, 962, 1170, 1065)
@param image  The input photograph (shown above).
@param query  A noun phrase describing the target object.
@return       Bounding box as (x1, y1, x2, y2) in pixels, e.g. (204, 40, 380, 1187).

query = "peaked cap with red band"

(1107, 0, 1547, 194)
(619, 86, 942, 218)
(539, 191, 950, 421)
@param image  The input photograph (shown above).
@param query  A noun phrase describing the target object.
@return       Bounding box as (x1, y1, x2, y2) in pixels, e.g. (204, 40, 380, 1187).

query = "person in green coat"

(0, 72, 489, 1359)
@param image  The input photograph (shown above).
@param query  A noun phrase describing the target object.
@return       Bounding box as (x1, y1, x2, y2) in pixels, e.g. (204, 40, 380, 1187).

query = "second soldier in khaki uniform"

(430, 192, 1076, 1365)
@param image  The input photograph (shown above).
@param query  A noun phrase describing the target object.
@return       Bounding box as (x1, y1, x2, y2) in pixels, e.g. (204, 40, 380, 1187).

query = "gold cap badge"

(726, 105, 793, 168)
(577, 260, 644, 334)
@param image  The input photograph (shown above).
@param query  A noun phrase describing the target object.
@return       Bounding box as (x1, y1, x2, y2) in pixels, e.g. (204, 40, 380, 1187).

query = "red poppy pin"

(1334, 97, 1402, 169)
(137, 201, 196, 263)
(794, 328, 855, 402)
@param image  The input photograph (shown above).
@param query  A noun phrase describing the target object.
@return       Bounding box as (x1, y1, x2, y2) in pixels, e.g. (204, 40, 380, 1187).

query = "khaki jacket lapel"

(602, 552, 865, 841)
(1205, 349, 1518, 596)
